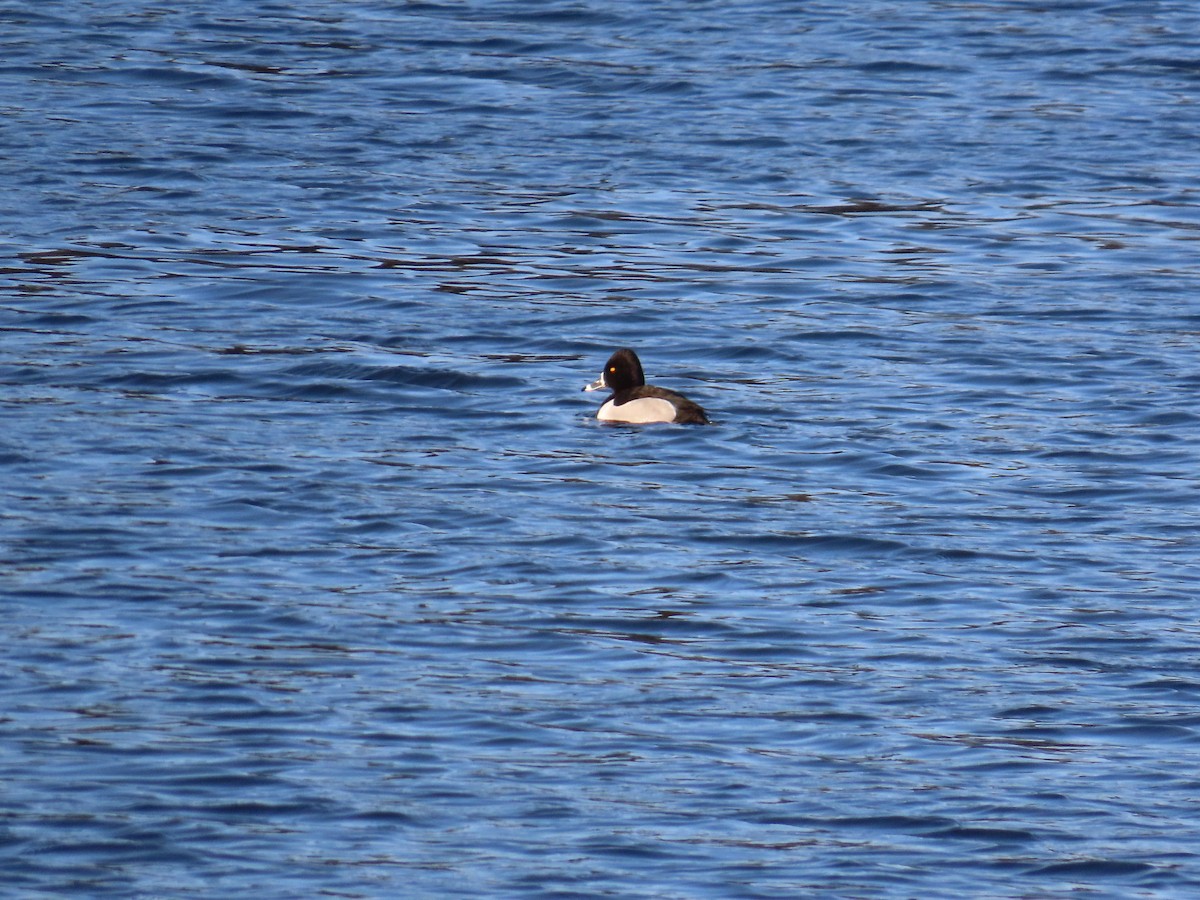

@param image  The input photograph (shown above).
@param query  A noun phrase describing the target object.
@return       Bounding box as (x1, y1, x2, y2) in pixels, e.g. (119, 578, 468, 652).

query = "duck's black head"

(596, 348, 645, 393)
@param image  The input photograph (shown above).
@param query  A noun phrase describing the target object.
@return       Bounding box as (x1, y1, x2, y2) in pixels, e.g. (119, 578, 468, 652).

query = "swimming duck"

(583, 348, 709, 425)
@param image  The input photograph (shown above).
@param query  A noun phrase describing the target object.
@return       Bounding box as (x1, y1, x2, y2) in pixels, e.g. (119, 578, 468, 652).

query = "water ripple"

(4, 1, 1200, 897)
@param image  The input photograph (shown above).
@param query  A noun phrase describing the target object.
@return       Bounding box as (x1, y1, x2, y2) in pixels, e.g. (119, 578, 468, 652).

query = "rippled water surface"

(4, 1, 1200, 897)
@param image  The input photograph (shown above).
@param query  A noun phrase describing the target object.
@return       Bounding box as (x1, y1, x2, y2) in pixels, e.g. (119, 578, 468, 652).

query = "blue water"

(3, 1, 1200, 897)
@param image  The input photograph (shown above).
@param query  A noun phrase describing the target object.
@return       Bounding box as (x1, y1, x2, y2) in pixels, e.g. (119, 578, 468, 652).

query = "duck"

(582, 348, 709, 424)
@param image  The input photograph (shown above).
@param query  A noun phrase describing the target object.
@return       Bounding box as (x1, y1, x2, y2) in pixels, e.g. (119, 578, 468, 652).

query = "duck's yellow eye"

(609, 366, 616, 372)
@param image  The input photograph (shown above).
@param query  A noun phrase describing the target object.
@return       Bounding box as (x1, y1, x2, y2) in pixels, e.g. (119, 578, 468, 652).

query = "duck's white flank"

(597, 396, 678, 424)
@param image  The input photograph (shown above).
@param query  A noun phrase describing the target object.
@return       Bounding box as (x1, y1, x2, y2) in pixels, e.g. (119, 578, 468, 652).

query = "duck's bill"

(582, 376, 606, 392)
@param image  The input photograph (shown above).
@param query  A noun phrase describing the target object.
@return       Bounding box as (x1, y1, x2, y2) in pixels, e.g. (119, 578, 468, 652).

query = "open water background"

(3, 1, 1200, 897)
